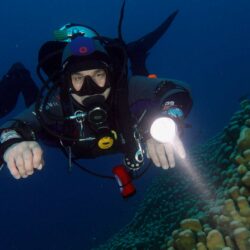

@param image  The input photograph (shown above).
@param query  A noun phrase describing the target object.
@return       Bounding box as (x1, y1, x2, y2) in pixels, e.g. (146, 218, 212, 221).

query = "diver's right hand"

(3, 141, 44, 179)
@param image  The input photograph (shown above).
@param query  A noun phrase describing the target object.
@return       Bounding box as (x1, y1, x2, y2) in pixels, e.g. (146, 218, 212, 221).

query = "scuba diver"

(0, 63, 39, 118)
(0, 4, 193, 197)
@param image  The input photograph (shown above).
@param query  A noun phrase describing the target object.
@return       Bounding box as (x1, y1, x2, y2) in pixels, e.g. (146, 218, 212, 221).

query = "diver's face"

(71, 68, 106, 91)
(70, 68, 110, 105)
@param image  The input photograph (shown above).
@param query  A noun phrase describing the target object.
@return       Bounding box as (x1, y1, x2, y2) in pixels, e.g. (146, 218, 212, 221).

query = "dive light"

(150, 117, 176, 144)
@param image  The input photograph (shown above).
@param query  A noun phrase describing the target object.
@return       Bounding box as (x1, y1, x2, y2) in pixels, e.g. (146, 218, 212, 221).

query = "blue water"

(0, 0, 249, 249)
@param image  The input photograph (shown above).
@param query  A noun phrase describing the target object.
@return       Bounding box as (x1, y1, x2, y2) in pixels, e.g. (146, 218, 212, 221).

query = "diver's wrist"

(0, 129, 22, 143)
(0, 129, 25, 163)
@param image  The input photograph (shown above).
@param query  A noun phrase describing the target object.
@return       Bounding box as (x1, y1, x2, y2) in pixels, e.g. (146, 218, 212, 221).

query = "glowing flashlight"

(150, 117, 176, 144)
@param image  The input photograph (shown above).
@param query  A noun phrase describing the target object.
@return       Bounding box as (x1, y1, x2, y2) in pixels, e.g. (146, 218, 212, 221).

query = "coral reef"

(94, 99, 250, 250)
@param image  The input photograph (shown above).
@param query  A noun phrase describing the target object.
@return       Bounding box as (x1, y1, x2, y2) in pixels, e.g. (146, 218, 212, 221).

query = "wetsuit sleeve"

(0, 104, 41, 165)
(0, 104, 42, 134)
(154, 78, 193, 117)
(128, 76, 193, 136)
(128, 76, 192, 116)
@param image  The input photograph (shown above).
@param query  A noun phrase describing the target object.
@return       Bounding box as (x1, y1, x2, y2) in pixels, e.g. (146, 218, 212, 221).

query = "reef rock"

(94, 99, 250, 250)
(206, 230, 225, 250)
(180, 218, 202, 232)
(233, 227, 250, 250)
(237, 127, 250, 152)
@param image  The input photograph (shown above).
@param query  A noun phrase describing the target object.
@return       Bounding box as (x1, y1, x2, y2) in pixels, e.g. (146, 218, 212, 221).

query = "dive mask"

(70, 74, 110, 96)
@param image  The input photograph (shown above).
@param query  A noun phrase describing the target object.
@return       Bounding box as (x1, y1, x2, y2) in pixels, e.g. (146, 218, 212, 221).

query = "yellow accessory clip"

(98, 136, 114, 149)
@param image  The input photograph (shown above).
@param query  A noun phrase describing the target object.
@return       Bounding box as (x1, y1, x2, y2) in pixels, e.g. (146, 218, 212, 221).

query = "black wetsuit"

(0, 74, 192, 166)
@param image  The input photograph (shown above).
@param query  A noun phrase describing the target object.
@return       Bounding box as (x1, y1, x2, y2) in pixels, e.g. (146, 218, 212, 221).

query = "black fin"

(126, 10, 179, 76)
(9, 63, 39, 107)
(118, 0, 126, 43)
(0, 63, 38, 118)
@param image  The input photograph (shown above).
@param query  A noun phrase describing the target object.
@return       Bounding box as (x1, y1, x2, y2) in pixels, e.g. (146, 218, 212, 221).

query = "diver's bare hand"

(3, 141, 44, 179)
(146, 136, 186, 169)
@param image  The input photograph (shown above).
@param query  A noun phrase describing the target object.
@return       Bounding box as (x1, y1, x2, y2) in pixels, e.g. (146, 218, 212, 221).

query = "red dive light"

(112, 165, 136, 198)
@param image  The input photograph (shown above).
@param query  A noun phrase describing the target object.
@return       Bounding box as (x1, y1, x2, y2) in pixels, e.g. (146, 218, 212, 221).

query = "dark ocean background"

(0, 0, 249, 249)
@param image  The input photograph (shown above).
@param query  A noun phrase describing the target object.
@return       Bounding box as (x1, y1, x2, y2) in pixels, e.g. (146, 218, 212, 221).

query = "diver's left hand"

(146, 136, 186, 169)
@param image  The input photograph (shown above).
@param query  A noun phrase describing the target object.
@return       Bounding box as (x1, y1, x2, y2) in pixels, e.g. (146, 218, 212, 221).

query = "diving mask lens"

(71, 74, 85, 86)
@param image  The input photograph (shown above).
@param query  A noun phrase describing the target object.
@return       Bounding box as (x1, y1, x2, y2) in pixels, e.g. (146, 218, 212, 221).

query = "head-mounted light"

(54, 23, 99, 42)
